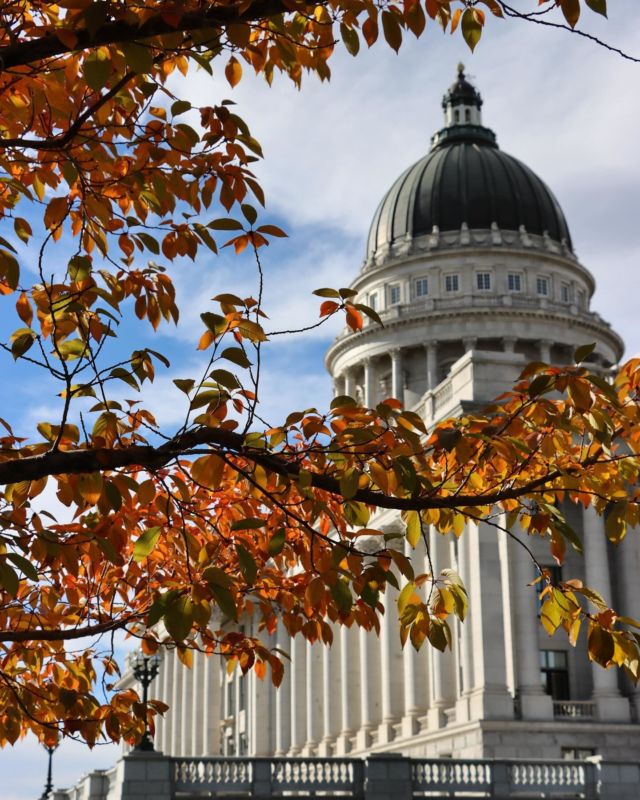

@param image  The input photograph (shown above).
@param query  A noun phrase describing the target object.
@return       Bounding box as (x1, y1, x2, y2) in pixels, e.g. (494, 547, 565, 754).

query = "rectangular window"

(562, 747, 596, 761)
(415, 278, 429, 297)
(578, 289, 586, 308)
(476, 272, 491, 291)
(389, 284, 401, 305)
(368, 292, 378, 311)
(537, 276, 549, 296)
(445, 274, 459, 293)
(540, 650, 570, 700)
(561, 282, 570, 303)
(508, 273, 522, 292)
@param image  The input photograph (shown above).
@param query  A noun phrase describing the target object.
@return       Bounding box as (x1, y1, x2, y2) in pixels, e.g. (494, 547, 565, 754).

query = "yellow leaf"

(225, 56, 243, 87)
(191, 454, 225, 490)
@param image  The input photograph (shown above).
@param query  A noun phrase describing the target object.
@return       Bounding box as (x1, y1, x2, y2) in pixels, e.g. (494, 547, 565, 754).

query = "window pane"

(368, 293, 377, 310)
(561, 283, 570, 302)
(445, 274, 459, 292)
(389, 284, 400, 305)
(508, 273, 521, 292)
(415, 278, 428, 297)
(476, 273, 491, 290)
(537, 277, 548, 296)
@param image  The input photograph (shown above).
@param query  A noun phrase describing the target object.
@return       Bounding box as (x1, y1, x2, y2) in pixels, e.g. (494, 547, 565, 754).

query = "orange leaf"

(319, 300, 340, 318)
(345, 305, 363, 331)
(225, 56, 243, 87)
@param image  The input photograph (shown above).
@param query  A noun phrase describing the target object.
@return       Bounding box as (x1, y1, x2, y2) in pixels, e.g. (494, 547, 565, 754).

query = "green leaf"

(210, 584, 238, 620)
(210, 369, 241, 390)
(11, 331, 35, 360)
(0, 561, 19, 597)
(57, 339, 87, 361)
(207, 218, 244, 231)
(83, 52, 111, 91)
(268, 528, 286, 556)
(340, 22, 360, 56)
(173, 378, 195, 395)
(585, 0, 607, 16)
(330, 578, 353, 613)
(397, 581, 417, 615)
(122, 42, 154, 74)
(133, 526, 162, 561)
(0, 249, 19, 291)
(574, 342, 596, 363)
(461, 8, 482, 52)
(202, 566, 235, 589)
(230, 518, 265, 531)
(312, 288, 341, 298)
(7, 553, 38, 581)
(171, 100, 192, 116)
(241, 204, 257, 225)
(339, 469, 359, 500)
(236, 544, 258, 585)
(405, 511, 422, 548)
(221, 347, 252, 369)
(164, 596, 194, 642)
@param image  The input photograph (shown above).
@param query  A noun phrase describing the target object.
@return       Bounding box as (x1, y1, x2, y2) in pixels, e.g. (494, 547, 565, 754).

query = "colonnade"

(146, 509, 636, 759)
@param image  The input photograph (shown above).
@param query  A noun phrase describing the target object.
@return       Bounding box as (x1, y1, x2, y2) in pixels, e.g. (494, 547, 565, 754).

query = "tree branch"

(0, 614, 138, 643)
(0, 3, 289, 72)
(0, 425, 615, 512)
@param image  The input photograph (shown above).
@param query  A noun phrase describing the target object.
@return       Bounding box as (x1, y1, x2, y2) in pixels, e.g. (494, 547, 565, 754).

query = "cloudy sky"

(2, 2, 640, 797)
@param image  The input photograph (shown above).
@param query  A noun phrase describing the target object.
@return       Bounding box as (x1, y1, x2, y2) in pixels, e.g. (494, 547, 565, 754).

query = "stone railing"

(173, 756, 363, 796)
(412, 758, 492, 795)
(56, 752, 640, 799)
(553, 700, 597, 721)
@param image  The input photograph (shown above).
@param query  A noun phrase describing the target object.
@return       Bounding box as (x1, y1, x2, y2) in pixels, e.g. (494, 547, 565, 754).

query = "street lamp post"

(39, 739, 59, 800)
(131, 651, 162, 752)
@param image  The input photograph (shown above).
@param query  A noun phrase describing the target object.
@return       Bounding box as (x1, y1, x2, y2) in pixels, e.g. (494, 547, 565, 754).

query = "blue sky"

(2, 3, 640, 797)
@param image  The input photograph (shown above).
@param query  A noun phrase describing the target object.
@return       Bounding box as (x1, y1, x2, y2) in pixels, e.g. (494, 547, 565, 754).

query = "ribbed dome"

(367, 70, 572, 260)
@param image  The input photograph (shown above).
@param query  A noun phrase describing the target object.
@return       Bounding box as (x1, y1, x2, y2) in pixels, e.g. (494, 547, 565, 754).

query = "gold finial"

(457, 62, 465, 77)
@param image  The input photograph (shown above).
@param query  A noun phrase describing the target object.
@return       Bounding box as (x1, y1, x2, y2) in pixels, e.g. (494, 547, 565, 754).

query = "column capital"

(424, 340, 438, 351)
(462, 336, 477, 351)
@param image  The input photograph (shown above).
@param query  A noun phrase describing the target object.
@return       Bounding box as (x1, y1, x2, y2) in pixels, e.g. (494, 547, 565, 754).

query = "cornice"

(325, 305, 624, 370)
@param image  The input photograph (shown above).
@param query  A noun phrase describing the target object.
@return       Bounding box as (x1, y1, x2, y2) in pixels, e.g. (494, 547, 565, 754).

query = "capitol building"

(135, 68, 640, 768)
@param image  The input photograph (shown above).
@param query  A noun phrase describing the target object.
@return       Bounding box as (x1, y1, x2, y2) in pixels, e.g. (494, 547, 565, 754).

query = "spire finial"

(457, 62, 465, 78)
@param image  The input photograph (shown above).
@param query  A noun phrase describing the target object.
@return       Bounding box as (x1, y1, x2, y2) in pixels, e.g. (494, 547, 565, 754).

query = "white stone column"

(390, 348, 403, 403)
(363, 358, 375, 407)
(510, 526, 553, 720)
(275, 625, 291, 755)
(613, 529, 640, 706)
(426, 527, 456, 727)
(318, 634, 340, 756)
(303, 641, 322, 754)
(377, 583, 403, 744)
(343, 368, 355, 399)
(540, 339, 552, 363)
(155, 648, 169, 753)
(250, 663, 271, 755)
(401, 539, 421, 736)
(201, 653, 221, 755)
(356, 627, 373, 750)
(583, 506, 630, 721)
(170, 650, 182, 756)
(180, 654, 191, 756)
(336, 626, 354, 754)
(425, 342, 438, 390)
(191, 650, 204, 755)
(289, 636, 307, 753)
(454, 535, 474, 724)
(466, 521, 514, 720)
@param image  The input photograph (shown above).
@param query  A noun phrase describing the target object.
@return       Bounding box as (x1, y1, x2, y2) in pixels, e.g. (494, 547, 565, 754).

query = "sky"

(2, 3, 640, 797)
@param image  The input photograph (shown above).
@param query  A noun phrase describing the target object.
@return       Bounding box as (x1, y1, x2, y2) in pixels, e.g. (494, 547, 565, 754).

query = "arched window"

(454, 109, 460, 123)
(465, 108, 471, 123)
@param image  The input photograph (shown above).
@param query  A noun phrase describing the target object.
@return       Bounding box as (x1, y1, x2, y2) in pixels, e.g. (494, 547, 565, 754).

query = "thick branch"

(0, 614, 137, 643)
(0, 3, 289, 72)
(0, 426, 605, 511)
